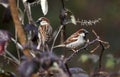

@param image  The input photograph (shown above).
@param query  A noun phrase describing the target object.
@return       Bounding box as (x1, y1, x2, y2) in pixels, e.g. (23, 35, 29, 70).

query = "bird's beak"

(36, 20, 41, 24)
(85, 30, 89, 34)
(36, 20, 39, 24)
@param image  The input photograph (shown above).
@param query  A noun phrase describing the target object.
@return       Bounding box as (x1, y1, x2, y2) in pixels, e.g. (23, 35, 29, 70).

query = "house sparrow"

(54, 29, 89, 52)
(36, 17, 52, 49)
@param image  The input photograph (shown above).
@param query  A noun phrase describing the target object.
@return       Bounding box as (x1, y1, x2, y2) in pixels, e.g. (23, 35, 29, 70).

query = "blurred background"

(0, 0, 120, 76)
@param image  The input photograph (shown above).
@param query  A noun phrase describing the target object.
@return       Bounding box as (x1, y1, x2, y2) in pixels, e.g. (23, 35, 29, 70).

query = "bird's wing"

(64, 32, 79, 44)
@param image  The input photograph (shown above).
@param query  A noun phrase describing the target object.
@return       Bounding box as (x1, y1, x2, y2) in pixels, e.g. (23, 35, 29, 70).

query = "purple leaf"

(25, 24, 38, 42)
(70, 67, 89, 77)
(18, 59, 40, 77)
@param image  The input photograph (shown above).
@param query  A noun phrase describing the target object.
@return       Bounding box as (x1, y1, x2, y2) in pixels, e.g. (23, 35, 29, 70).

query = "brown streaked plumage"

(54, 29, 88, 51)
(36, 17, 52, 49)
(64, 29, 88, 44)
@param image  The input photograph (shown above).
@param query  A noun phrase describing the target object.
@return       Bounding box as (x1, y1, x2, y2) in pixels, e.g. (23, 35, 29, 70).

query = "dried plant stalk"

(8, 0, 32, 59)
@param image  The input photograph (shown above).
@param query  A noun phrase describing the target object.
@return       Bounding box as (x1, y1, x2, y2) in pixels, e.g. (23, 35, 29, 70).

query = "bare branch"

(65, 29, 110, 63)
(22, 1, 37, 26)
(60, 26, 66, 44)
(98, 42, 105, 71)
(64, 38, 99, 63)
(3, 54, 19, 65)
(6, 50, 20, 65)
(8, 0, 32, 59)
(51, 25, 64, 51)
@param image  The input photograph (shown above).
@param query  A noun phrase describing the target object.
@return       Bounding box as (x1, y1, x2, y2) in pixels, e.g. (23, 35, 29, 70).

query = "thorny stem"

(51, 25, 64, 51)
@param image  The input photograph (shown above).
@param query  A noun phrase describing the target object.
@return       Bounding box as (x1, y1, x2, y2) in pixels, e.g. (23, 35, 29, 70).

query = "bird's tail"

(53, 44, 65, 48)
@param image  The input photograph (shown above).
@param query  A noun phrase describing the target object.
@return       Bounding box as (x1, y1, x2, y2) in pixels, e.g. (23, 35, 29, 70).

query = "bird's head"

(36, 17, 49, 26)
(78, 29, 89, 40)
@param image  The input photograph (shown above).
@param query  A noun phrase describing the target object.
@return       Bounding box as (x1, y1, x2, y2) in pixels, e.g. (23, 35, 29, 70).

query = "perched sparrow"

(36, 17, 52, 49)
(54, 29, 89, 52)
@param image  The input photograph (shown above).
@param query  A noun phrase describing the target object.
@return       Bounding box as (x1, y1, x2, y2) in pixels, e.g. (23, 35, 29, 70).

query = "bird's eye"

(40, 21, 48, 25)
(80, 33, 85, 37)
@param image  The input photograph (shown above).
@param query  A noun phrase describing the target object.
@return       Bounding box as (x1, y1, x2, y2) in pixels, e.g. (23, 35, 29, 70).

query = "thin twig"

(23, 2, 32, 24)
(98, 42, 105, 71)
(65, 29, 110, 63)
(76, 18, 101, 26)
(6, 50, 20, 65)
(51, 25, 64, 51)
(90, 45, 100, 53)
(11, 38, 23, 50)
(64, 38, 99, 62)
(92, 29, 109, 71)
(64, 63, 72, 77)
(61, 0, 65, 9)
(8, 0, 32, 59)
(22, 1, 36, 26)
(3, 55, 19, 65)
(15, 28, 21, 63)
(60, 26, 66, 44)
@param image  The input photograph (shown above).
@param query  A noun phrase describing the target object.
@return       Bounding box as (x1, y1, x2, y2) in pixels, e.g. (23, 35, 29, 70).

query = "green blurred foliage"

(79, 54, 89, 63)
(0, 0, 120, 74)
(105, 58, 116, 69)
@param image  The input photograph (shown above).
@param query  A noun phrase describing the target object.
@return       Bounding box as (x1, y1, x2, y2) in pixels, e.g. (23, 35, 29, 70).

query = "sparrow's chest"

(66, 37, 85, 49)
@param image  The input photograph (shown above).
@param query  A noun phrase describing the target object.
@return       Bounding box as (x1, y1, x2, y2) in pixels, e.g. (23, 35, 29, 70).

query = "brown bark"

(8, 0, 32, 59)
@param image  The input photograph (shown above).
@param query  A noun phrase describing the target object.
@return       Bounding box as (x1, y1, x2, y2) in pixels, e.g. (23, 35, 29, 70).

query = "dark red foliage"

(0, 30, 10, 55)
(0, 41, 6, 55)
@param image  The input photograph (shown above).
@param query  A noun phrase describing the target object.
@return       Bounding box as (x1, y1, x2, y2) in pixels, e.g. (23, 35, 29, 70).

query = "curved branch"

(8, 0, 32, 59)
